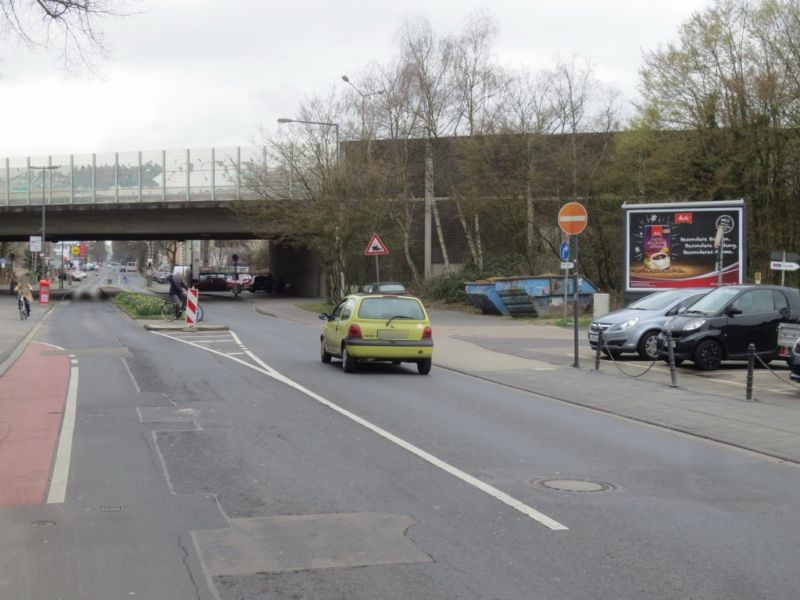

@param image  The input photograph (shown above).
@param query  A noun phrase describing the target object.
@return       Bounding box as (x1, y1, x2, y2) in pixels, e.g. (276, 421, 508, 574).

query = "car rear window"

(377, 284, 407, 292)
(358, 297, 425, 320)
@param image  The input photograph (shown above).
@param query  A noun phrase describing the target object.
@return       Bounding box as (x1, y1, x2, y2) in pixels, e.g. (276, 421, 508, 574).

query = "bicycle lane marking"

(0, 342, 73, 506)
(150, 329, 568, 531)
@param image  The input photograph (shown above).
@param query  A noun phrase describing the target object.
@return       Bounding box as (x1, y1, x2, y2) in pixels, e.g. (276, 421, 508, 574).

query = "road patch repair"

(0, 342, 72, 506)
(193, 512, 431, 575)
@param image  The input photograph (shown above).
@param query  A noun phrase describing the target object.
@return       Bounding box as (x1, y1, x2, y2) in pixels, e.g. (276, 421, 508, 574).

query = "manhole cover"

(530, 478, 615, 493)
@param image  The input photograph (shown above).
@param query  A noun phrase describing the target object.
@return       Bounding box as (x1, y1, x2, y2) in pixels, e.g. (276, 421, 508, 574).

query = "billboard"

(623, 200, 746, 292)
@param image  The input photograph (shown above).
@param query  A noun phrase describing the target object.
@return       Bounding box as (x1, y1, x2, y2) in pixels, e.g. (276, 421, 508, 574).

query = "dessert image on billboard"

(643, 224, 671, 271)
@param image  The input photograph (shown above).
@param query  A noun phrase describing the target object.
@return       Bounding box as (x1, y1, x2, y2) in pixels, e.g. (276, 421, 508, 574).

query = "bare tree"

(400, 15, 457, 273)
(0, 0, 132, 71)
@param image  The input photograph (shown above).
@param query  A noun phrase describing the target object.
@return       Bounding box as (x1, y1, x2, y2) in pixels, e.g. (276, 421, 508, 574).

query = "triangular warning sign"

(364, 233, 389, 256)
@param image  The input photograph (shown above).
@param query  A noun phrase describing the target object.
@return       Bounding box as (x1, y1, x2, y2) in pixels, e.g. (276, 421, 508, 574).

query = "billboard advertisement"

(623, 200, 746, 292)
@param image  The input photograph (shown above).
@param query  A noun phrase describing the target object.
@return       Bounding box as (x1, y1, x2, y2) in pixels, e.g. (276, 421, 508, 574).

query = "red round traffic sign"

(558, 202, 588, 235)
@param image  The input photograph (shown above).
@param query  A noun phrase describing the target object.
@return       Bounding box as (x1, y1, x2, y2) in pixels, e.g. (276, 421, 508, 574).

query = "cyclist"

(167, 273, 188, 317)
(16, 280, 32, 317)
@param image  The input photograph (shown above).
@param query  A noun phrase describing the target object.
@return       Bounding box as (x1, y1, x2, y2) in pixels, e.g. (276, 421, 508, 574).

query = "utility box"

(593, 293, 610, 319)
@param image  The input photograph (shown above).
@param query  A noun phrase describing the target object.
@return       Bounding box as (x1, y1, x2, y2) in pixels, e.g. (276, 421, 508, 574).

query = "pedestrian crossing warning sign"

(364, 233, 389, 256)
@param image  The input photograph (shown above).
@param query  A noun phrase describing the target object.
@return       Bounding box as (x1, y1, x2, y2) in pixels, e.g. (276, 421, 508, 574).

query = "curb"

(143, 323, 229, 332)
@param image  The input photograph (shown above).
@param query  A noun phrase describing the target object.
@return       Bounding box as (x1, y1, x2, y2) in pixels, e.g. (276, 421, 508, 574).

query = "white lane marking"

(47, 356, 79, 504)
(153, 330, 568, 531)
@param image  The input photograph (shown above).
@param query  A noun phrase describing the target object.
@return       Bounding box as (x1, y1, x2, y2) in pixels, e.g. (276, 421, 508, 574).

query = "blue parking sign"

(559, 241, 570, 261)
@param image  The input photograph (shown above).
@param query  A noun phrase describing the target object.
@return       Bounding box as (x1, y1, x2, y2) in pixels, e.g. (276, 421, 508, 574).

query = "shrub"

(419, 254, 530, 304)
(114, 292, 164, 318)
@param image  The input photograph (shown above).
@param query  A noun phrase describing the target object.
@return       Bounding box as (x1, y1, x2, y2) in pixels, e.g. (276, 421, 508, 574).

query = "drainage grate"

(100, 505, 125, 512)
(530, 478, 615, 493)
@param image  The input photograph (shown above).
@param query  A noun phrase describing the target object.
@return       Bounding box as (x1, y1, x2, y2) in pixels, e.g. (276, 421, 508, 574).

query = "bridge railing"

(0, 146, 285, 206)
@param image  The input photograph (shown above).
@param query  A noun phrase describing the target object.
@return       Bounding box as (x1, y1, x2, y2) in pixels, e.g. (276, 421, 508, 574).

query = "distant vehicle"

(319, 293, 433, 374)
(70, 270, 87, 281)
(125, 262, 138, 273)
(361, 282, 412, 295)
(226, 273, 252, 290)
(588, 288, 710, 359)
(172, 265, 191, 280)
(193, 273, 229, 292)
(657, 285, 800, 370)
(248, 274, 273, 294)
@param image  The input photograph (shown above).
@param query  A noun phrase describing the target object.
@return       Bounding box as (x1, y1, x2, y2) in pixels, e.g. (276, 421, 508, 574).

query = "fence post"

(746, 343, 755, 401)
(666, 329, 678, 388)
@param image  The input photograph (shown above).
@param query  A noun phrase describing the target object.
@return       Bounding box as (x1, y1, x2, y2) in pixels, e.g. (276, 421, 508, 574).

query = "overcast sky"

(0, 0, 711, 159)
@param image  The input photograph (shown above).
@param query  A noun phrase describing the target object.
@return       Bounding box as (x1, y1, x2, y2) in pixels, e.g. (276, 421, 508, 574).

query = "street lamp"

(341, 75, 384, 138)
(277, 117, 344, 300)
(277, 118, 340, 162)
(33, 164, 60, 281)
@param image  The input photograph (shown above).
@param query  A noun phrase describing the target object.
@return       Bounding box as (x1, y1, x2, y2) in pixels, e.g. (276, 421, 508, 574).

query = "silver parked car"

(588, 288, 710, 359)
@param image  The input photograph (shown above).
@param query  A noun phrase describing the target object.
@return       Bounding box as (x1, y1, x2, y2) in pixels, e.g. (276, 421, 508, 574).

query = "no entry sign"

(558, 202, 588, 235)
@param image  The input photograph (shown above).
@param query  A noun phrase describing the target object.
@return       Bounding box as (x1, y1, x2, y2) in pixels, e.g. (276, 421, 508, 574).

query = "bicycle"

(18, 295, 29, 320)
(160, 298, 204, 322)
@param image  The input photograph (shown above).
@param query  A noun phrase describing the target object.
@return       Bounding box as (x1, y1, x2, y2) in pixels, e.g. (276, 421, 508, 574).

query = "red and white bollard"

(185, 287, 199, 325)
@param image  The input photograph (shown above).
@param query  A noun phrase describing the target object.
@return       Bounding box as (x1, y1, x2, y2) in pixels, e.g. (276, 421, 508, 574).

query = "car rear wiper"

(386, 315, 413, 326)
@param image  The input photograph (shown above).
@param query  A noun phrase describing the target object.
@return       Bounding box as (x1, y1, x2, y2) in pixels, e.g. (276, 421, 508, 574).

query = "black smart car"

(656, 285, 800, 370)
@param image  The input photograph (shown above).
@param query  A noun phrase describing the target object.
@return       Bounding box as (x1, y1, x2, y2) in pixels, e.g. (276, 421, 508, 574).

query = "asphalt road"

(3, 295, 800, 599)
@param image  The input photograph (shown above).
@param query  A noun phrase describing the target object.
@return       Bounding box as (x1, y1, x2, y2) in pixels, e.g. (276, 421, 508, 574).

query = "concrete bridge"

(0, 146, 275, 242)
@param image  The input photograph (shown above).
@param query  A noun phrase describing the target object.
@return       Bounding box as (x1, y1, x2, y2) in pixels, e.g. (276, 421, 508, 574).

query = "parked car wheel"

(637, 330, 661, 360)
(693, 339, 723, 371)
(417, 358, 432, 375)
(341, 346, 357, 373)
(321, 339, 332, 364)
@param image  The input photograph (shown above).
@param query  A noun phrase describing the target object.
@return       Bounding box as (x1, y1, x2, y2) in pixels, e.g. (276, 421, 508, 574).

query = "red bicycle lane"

(0, 342, 71, 506)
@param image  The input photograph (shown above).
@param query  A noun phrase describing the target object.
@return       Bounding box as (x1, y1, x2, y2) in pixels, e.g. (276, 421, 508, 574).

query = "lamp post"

(33, 165, 60, 281)
(277, 118, 339, 162)
(341, 75, 384, 139)
(277, 117, 344, 300)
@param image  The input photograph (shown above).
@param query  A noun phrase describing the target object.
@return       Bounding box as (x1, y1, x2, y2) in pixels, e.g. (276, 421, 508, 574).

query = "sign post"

(770, 251, 800, 286)
(558, 202, 588, 368)
(559, 241, 570, 322)
(364, 233, 389, 283)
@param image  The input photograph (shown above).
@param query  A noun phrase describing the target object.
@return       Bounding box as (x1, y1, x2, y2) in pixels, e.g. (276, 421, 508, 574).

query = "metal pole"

(781, 250, 786, 287)
(666, 329, 678, 387)
(572, 235, 580, 368)
(594, 330, 603, 371)
(41, 170, 46, 280)
(717, 226, 724, 288)
(746, 343, 755, 401)
(563, 238, 569, 322)
(375, 255, 380, 284)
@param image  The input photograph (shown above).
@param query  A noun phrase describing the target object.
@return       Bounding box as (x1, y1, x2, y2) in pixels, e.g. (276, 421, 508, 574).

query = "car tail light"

(347, 324, 363, 338)
(422, 325, 432, 340)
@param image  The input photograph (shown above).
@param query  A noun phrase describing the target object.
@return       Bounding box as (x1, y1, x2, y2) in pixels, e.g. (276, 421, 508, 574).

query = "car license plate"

(588, 333, 598, 343)
(378, 330, 408, 340)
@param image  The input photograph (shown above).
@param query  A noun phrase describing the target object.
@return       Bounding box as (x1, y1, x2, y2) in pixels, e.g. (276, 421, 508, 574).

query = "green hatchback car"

(319, 293, 434, 374)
